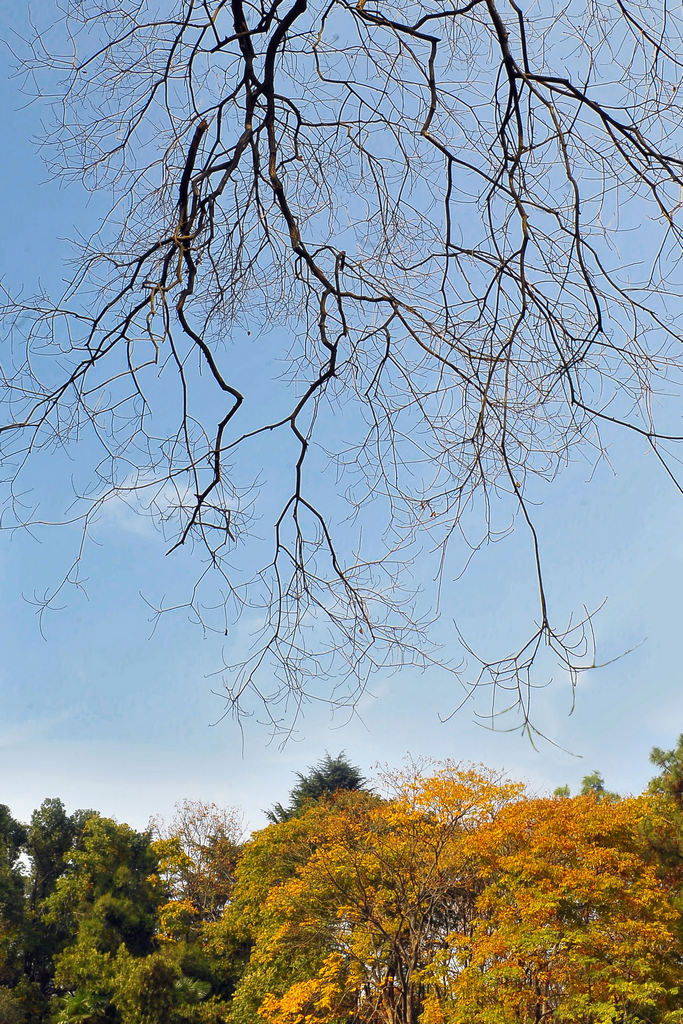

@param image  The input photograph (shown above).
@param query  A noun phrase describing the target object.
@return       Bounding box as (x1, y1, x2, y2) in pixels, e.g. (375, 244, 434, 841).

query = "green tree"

(266, 753, 367, 823)
(110, 945, 231, 1024)
(46, 810, 240, 1022)
(0, 800, 96, 1023)
(26, 801, 93, 910)
(0, 805, 27, 993)
(111, 949, 185, 1024)
(0, 986, 28, 1024)
(0, 805, 26, 937)
(649, 735, 683, 808)
(22, 800, 94, 1012)
(578, 770, 620, 801)
(46, 816, 163, 1018)
(644, 736, 683, 959)
(552, 772, 618, 802)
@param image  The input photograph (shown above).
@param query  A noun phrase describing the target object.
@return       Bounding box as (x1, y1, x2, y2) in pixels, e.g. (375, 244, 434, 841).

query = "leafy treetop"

(266, 752, 367, 824)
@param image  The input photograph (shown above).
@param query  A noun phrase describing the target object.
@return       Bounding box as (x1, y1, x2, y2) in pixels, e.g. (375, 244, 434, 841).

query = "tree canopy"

(266, 752, 367, 823)
(231, 763, 681, 1024)
(0, 747, 681, 1022)
(2, 0, 683, 731)
(649, 734, 683, 807)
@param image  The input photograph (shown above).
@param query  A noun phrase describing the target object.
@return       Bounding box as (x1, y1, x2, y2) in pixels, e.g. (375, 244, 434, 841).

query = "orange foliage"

(230, 765, 681, 1024)
(438, 794, 680, 1024)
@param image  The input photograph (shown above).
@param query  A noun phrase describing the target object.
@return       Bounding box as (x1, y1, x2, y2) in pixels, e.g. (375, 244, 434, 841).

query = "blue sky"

(0, 2, 681, 835)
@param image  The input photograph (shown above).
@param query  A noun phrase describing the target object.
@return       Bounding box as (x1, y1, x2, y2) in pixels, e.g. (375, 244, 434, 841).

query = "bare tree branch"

(2, 0, 683, 734)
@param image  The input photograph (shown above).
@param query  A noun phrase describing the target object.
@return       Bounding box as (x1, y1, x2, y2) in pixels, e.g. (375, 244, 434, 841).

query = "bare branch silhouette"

(2, 0, 683, 734)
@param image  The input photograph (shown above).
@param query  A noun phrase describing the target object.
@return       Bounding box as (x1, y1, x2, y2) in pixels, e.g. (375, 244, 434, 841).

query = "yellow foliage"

(420, 992, 446, 1024)
(260, 961, 353, 1024)
(157, 897, 199, 942)
(229, 764, 682, 1024)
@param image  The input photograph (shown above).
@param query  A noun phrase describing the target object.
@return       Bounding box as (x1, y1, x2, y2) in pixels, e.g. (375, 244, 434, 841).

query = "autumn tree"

(3, 0, 683, 731)
(231, 764, 520, 1024)
(225, 766, 682, 1024)
(152, 799, 245, 927)
(442, 793, 682, 1024)
(225, 786, 381, 1024)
